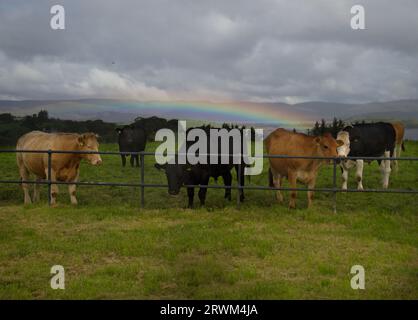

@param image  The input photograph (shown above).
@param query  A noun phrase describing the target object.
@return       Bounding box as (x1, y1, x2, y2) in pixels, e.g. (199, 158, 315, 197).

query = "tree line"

(0, 111, 257, 146)
(0, 110, 368, 146)
(306, 118, 367, 137)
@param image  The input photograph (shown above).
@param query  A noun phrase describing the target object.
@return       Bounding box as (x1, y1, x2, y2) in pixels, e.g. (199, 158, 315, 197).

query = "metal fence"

(1, 149, 417, 213)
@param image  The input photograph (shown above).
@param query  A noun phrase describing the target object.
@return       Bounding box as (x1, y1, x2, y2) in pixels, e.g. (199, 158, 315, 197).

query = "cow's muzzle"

(168, 190, 180, 196)
(92, 158, 103, 166)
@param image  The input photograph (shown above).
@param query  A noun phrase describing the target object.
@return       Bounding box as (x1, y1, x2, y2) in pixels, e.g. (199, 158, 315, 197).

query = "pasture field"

(0, 141, 417, 299)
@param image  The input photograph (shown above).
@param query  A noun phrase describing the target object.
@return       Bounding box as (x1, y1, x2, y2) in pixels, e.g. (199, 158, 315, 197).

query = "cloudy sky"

(0, 0, 417, 103)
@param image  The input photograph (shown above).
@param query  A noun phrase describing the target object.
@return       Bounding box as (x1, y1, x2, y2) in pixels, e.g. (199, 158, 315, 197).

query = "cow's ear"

(78, 135, 85, 147)
(336, 139, 344, 147)
(154, 163, 166, 171)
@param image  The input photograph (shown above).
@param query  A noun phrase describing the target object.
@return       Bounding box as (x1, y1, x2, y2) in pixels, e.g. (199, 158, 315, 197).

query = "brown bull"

(266, 128, 343, 209)
(16, 131, 102, 205)
(391, 122, 405, 172)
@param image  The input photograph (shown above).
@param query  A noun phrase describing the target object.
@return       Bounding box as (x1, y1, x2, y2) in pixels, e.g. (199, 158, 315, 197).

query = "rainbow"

(55, 99, 314, 128)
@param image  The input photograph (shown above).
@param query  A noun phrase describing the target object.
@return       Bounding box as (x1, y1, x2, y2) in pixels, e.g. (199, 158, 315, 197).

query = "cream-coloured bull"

(16, 131, 102, 205)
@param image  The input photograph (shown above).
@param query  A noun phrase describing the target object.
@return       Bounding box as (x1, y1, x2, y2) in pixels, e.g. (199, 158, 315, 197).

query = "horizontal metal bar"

(1, 149, 417, 161)
(1, 179, 417, 194)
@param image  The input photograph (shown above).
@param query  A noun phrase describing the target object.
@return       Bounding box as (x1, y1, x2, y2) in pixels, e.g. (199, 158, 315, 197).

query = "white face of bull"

(78, 133, 102, 165)
(336, 131, 350, 157)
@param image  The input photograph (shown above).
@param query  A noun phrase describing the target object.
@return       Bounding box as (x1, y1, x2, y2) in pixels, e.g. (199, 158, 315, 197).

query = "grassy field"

(0, 141, 417, 299)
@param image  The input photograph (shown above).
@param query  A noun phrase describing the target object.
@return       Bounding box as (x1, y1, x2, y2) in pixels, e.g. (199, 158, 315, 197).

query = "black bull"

(155, 128, 246, 208)
(116, 125, 147, 167)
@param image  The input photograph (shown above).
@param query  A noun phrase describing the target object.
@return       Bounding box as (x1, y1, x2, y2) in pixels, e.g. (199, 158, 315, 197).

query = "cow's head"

(154, 163, 189, 196)
(336, 130, 350, 157)
(314, 133, 344, 162)
(78, 133, 102, 165)
(116, 126, 135, 144)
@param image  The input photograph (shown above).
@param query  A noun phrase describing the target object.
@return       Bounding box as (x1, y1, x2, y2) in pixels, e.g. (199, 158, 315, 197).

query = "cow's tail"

(401, 141, 405, 152)
(268, 168, 274, 187)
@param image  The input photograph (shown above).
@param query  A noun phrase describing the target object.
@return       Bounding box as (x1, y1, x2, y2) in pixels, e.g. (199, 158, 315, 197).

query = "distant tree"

(312, 121, 320, 136)
(0, 113, 15, 123)
(320, 119, 326, 135)
(37, 110, 49, 122)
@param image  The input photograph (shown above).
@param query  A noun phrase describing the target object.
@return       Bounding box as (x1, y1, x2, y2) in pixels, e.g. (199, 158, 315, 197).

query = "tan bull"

(16, 131, 102, 205)
(266, 129, 343, 209)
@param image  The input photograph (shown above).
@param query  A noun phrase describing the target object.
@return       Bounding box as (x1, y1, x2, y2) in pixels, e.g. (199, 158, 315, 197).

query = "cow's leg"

(132, 154, 139, 167)
(392, 144, 399, 172)
(68, 171, 80, 205)
(121, 155, 126, 167)
(307, 176, 317, 208)
(198, 175, 210, 206)
(45, 169, 58, 205)
(130, 154, 135, 167)
(341, 166, 349, 190)
(341, 160, 355, 190)
(355, 159, 364, 190)
(288, 171, 297, 209)
(33, 176, 42, 202)
(187, 187, 194, 208)
(272, 171, 283, 203)
(381, 151, 391, 189)
(223, 171, 232, 201)
(19, 165, 32, 204)
(237, 165, 245, 202)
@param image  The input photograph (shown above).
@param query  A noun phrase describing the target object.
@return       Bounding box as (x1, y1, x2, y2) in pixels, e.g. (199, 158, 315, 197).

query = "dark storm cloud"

(0, 0, 417, 102)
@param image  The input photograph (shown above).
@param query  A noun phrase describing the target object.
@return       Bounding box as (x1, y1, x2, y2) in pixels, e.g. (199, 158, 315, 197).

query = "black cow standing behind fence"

(116, 125, 147, 167)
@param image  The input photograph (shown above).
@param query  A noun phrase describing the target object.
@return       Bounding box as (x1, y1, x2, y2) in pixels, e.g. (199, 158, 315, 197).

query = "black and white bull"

(336, 122, 396, 190)
(154, 127, 245, 208)
(116, 125, 147, 167)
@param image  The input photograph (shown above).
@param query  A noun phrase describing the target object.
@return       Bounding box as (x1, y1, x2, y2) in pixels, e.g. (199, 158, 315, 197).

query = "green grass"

(0, 141, 417, 299)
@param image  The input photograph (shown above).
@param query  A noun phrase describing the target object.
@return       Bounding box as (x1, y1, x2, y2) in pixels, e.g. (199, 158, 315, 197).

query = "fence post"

(236, 162, 241, 209)
(47, 149, 52, 206)
(332, 158, 337, 214)
(140, 152, 145, 208)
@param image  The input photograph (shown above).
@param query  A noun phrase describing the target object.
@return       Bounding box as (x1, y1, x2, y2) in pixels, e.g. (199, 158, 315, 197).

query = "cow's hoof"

(225, 195, 231, 201)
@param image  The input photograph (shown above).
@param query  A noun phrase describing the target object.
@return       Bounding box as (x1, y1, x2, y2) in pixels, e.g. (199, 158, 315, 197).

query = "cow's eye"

(323, 145, 329, 149)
